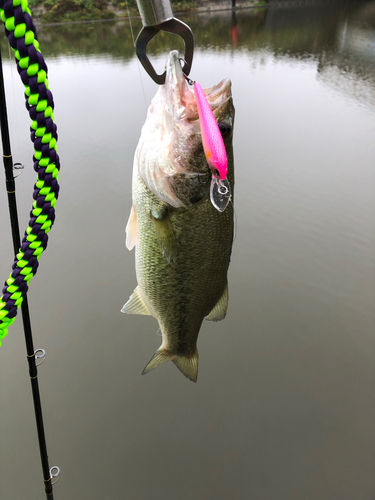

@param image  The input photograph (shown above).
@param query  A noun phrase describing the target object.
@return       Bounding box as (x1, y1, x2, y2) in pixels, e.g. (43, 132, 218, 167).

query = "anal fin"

(121, 286, 151, 315)
(205, 284, 228, 322)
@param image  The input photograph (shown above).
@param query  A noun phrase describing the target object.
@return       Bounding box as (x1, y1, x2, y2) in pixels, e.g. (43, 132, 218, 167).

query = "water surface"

(1, 2, 375, 499)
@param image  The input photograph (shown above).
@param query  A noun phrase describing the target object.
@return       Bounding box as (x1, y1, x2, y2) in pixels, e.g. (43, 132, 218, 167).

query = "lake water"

(1, 2, 375, 499)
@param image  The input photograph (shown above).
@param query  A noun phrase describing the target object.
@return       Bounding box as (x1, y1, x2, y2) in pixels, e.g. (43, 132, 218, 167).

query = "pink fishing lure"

(194, 82, 228, 180)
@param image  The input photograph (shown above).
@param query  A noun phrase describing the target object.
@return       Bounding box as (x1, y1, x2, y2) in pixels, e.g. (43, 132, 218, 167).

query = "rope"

(0, 0, 60, 343)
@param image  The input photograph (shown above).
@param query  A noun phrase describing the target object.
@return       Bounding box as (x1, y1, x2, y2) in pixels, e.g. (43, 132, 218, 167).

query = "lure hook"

(182, 71, 195, 86)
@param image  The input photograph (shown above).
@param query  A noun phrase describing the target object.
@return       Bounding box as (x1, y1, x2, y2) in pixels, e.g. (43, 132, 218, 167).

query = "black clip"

(135, 18, 194, 85)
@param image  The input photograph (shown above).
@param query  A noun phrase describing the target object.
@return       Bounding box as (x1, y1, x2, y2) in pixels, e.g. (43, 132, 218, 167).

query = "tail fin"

(142, 348, 199, 383)
(142, 349, 172, 375)
(173, 352, 199, 383)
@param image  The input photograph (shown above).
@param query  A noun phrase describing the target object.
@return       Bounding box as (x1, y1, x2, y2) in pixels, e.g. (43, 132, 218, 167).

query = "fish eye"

(218, 121, 231, 138)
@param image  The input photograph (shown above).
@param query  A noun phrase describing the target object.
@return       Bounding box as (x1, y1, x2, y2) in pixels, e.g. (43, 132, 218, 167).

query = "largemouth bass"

(123, 51, 235, 382)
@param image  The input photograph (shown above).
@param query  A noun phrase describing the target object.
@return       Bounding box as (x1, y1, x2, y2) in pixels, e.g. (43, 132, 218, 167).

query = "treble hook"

(135, 0, 194, 84)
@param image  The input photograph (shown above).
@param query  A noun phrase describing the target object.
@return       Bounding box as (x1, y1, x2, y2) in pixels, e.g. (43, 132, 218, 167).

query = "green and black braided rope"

(0, 0, 59, 343)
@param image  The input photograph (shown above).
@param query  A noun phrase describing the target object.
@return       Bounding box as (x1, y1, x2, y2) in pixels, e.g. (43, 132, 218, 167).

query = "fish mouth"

(137, 51, 233, 209)
(164, 50, 232, 122)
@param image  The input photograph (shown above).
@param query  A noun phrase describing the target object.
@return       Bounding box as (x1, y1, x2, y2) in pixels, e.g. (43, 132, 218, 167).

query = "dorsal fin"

(121, 286, 151, 316)
(205, 284, 228, 322)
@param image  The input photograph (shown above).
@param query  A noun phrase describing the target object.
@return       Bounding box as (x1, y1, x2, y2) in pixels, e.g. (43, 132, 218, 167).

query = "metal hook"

(13, 162, 24, 178)
(49, 466, 60, 485)
(135, 19, 194, 85)
(34, 348, 46, 367)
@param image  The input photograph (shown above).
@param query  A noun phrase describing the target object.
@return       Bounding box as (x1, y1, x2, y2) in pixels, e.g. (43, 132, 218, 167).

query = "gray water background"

(1, 2, 375, 499)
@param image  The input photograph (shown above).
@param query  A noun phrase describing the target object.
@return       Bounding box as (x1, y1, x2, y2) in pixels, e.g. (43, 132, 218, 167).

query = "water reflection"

(1, 2, 374, 107)
(318, 2, 375, 107)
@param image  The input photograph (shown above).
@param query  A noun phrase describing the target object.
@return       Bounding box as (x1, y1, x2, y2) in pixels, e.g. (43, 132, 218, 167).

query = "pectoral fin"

(205, 284, 228, 322)
(151, 207, 177, 264)
(125, 205, 138, 251)
(121, 286, 151, 315)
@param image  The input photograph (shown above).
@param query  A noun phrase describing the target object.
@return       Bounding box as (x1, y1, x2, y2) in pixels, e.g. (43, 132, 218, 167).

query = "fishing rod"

(0, 47, 59, 500)
(0, 0, 61, 496)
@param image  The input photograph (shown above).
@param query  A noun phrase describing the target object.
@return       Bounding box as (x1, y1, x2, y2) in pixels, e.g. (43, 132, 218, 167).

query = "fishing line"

(7, 42, 21, 156)
(125, 0, 148, 110)
(6, 42, 26, 206)
(125, 0, 136, 48)
(231, 199, 238, 246)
